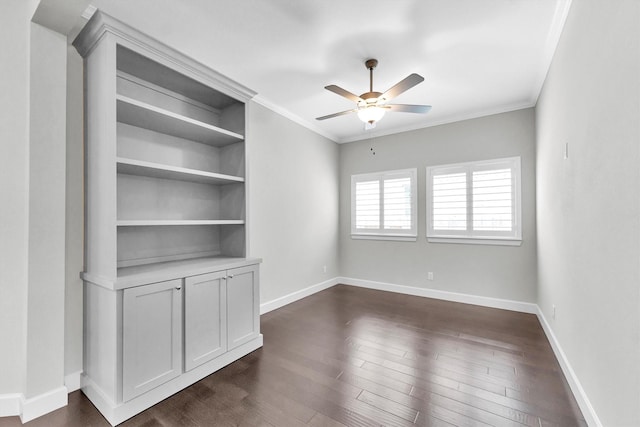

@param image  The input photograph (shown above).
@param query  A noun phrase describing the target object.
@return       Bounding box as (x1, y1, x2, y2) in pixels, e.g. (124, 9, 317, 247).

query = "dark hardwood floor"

(0, 285, 586, 426)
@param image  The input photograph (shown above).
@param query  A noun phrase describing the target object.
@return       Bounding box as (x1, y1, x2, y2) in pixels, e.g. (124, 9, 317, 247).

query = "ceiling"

(39, 0, 572, 143)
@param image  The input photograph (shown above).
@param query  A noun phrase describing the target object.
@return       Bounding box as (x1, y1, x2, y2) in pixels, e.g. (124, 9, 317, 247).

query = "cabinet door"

(122, 279, 182, 401)
(184, 271, 227, 371)
(226, 264, 260, 350)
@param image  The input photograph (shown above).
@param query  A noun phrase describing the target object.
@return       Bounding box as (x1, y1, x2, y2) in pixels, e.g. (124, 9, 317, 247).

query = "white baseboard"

(338, 277, 538, 314)
(535, 307, 602, 427)
(20, 385, 68, 423)
(260, 277, 339, 314)
(65, 370, 82, 393)
(0, 386, 69, 422)
(0, 393, 21, 417)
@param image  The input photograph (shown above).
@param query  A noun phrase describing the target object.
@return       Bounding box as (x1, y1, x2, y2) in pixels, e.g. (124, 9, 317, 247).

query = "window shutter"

(383, 177, 412, 230)
(351, 169, 417, 240)
(355, 180, 380, 230)
(427, 157, 521, 244)
(472, 168, 513, 231)
(432, 172, 467, 231)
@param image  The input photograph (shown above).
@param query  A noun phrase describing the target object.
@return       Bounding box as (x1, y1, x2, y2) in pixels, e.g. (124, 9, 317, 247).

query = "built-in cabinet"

(184, 272, 227, 372)
(74, 11, 262, 426)
(225, 265, 261, 349)
(122, 279, 183, 402)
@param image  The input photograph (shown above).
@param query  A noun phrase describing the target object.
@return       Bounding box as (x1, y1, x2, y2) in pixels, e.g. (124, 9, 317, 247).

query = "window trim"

(426, 157, 522, 246)
(351, 168, 418, 241)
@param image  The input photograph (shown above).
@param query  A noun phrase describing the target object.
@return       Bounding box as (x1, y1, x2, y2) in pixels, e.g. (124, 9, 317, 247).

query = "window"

(426, 157, 521, 245)
(351, 168, 417, 241)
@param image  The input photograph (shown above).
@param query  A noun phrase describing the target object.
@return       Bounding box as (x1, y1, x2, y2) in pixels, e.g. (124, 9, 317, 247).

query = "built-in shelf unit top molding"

(73, 10, 256, 103)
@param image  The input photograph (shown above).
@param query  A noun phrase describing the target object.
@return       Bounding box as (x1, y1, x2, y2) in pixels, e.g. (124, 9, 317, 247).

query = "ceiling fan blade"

(316, 108, 358, 121)
(380, 73, 424, 101)
(386, 104, 432, 114)
(324, 85, 363, 103)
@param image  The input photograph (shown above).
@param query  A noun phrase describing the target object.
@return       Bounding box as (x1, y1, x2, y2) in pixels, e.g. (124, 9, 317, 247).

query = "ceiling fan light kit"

(317, 58, 431, 130)
(357, 105, 387, 126)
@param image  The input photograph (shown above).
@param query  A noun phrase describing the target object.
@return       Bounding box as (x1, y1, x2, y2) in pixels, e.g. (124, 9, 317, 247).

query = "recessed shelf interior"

(117, 123, 245, 178)
(111, 43, 247, 270)
(117, 224, 245, 269)
(117, 174, 244, 221)
(116, 95, 243, 147)
(116, 45, 239, 111)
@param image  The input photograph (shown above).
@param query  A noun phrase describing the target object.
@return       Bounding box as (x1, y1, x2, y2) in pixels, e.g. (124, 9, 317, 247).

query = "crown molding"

(338, 101, 536, 144)
(73, 10, 256, 102)
(530, 0, 573, 105)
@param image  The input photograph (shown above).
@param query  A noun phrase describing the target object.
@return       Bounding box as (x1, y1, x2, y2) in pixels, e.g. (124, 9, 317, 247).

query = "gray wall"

(0, 0, 68, 400)
(65, 45, 84, 381)
(25, 21, 67, 399)
(248, 102, 340, 304)
(535, 1, 640, 425)
(339, 109, 537, 303)
(0, 0, 34, 395)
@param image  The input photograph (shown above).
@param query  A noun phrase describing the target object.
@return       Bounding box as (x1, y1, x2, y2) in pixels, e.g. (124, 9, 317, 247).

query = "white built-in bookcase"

(74, 12, 263, 425)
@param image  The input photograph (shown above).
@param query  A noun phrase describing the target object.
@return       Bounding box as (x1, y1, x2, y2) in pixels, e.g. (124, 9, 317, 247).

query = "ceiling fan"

(316, 58, 431, 129)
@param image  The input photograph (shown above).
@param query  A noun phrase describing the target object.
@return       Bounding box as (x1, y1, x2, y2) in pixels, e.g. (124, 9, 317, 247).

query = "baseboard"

(0, 386, 69, 422)
(338, 276, 538, 314)
(0, 393, 21, 417)
(65, 370, 82, 393)
(20, 385, 68, 423)
(535, 307, 602, 427)
(260, 277, 340, 314)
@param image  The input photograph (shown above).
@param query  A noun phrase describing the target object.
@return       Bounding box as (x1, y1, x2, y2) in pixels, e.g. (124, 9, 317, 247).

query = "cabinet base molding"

(82, 335, 263, 426)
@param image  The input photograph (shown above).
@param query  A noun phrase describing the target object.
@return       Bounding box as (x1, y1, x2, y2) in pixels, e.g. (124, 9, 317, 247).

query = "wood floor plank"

(0, 285, 586, 427)
(306, 412, 350, 427)
(356, 390, 419, 423)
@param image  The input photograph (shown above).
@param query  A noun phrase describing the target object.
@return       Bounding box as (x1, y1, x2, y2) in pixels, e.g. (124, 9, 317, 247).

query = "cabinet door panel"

(227, 265, 259, 349)
(185, 271, 227, 371)
(122, 279, 182, 401)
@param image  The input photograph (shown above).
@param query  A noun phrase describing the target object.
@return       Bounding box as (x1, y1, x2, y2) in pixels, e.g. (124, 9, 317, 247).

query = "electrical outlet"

(564, 143, 569, 159)
(323, 265, 327, 273)
(427, 272, 434, 281)
(552, 304, 556, 320)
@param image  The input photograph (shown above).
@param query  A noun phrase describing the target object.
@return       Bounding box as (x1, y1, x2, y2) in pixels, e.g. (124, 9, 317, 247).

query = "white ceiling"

(45, 0, 572, 143)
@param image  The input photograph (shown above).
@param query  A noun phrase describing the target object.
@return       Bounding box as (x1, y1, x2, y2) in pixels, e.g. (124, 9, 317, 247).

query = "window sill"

(427, 236, 522, 246)
(352, 234, 417, 242)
